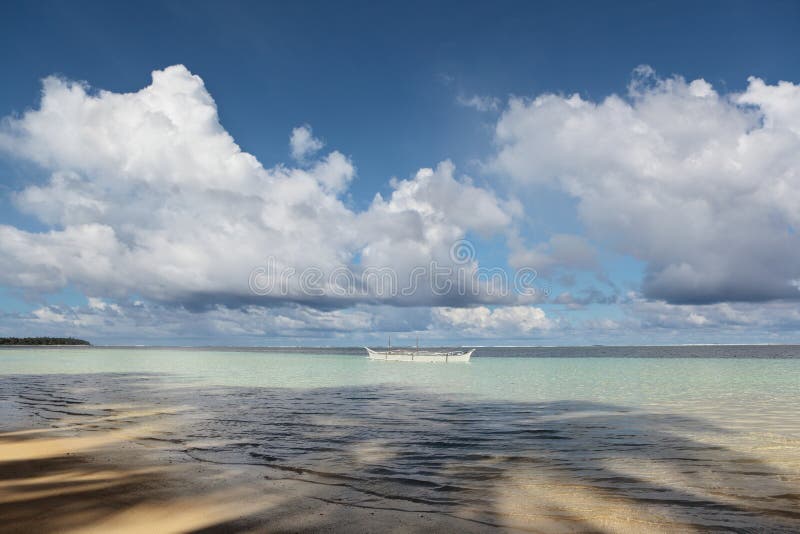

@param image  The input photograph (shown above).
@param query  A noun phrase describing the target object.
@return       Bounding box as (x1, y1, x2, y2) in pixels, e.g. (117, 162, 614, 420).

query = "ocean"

(2, 345, 799, 531)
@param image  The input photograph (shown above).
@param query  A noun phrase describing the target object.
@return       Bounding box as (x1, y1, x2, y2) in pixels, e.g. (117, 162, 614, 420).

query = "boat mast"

(388, 335, 391, 350)
(416, 336, 419, 354)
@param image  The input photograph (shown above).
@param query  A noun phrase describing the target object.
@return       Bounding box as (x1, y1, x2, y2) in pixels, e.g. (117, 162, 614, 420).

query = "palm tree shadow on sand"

(1, 373, 799, 533)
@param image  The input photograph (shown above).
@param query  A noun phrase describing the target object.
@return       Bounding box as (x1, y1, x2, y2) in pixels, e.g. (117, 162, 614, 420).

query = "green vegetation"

(0, 337, 91, 346)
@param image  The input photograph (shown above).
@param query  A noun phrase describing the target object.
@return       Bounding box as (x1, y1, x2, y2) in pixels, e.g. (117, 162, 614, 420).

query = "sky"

(1, 0, 800, 346)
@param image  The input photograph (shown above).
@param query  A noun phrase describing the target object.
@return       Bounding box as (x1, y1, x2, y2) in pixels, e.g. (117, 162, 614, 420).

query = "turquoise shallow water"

(1, 347, 799, 407)
(2, 346, 800, 530)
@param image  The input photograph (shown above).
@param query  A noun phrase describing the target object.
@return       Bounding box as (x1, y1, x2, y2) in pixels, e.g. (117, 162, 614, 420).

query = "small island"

(0, 337, 91, 346)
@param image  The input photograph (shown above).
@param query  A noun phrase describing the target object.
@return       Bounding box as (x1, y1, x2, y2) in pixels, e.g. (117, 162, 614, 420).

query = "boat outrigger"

(365, 337, 474, 363)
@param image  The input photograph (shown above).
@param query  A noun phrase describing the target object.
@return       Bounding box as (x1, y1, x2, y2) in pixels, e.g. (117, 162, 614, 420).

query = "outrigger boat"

(365, 337, 474, 363)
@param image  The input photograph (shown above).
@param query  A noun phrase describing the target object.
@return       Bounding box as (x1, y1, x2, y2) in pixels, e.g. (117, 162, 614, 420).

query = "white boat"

(365, 346, 474, 363)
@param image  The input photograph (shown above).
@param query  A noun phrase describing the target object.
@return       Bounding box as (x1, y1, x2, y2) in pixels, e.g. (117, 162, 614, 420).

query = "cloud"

(4, 300, 381, 342)
(553, 287, 617, 309)
(432, 305, 552, 336)
(289, 124, 324, 161)
(509, 233, 599, 277)
(0, 65, 517, 310)
(363, 160, 518, 263)
(549, 294, 800, 344)
(492, 66, 800, 304)
(457, 94, 500, 112)
(2, 298, 536, 344)
(623, 293, 800, 333)
(31, 307, 69, 323)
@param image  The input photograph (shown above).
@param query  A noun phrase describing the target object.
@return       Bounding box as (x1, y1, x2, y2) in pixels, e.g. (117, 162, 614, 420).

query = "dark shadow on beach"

(1, 373, 799, 532)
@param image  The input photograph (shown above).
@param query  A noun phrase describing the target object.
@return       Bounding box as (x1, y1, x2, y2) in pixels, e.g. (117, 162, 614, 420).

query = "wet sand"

(1, 386, 531, 533)
(2, 370, 800, 533)
(0, 409, 510, 533)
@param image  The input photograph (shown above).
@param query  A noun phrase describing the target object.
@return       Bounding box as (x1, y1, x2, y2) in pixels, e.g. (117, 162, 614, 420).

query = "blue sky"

(1, 1, 800, 345)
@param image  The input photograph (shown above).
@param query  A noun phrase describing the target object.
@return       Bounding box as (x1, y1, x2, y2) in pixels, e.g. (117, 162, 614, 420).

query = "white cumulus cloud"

(290, 124, 325, 161)
(433, 305, 552, 335)
(492, 66, 800, 304)
(0, 65, 517, 309)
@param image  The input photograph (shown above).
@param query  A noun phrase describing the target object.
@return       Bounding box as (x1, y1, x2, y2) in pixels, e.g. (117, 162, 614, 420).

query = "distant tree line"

(0, 337, 91, 346)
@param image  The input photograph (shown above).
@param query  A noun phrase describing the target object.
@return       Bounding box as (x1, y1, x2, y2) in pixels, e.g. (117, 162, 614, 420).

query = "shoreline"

(0, 396, 512, 533)
(3, 365, 799, 532)
(0, 437, 504, 533)
(7, 411, 731, 534)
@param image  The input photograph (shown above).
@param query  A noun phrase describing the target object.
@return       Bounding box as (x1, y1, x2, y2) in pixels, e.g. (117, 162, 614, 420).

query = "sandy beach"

(3, 403, 752, 534)
(5, 403, 800, 534)
(2, 351, 800, 533)
(0, 364, 800, 533)
(1, 402, 515, 534)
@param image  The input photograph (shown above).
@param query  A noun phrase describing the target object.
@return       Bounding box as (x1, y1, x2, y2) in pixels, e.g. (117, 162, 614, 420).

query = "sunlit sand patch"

(0, 425, 162, 462)
(350, 439, 398, 465)
(492, 477, 683, 534)
(0, 400, 189, 462)
(0, 426, 71, 437)
(598, 456, 760, 513)
(54, 405, 192, 424)
(0, 402, 299, 533)
(480, 431, 800, 533)
(66, 488, 293, 534)
(658, 425, 800, 491)
(471, 458, 688, 534)
(0, 430, 303, 534)
(0, 467, 167, 504)
(0, 412, 183, 444)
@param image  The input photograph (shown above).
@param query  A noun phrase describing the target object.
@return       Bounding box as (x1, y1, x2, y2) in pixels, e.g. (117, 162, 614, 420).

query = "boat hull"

(365, 348, 473, 363)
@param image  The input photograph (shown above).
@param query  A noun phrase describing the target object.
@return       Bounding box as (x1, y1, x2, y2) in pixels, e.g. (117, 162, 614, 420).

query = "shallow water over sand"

(2, 347, 800, 531)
